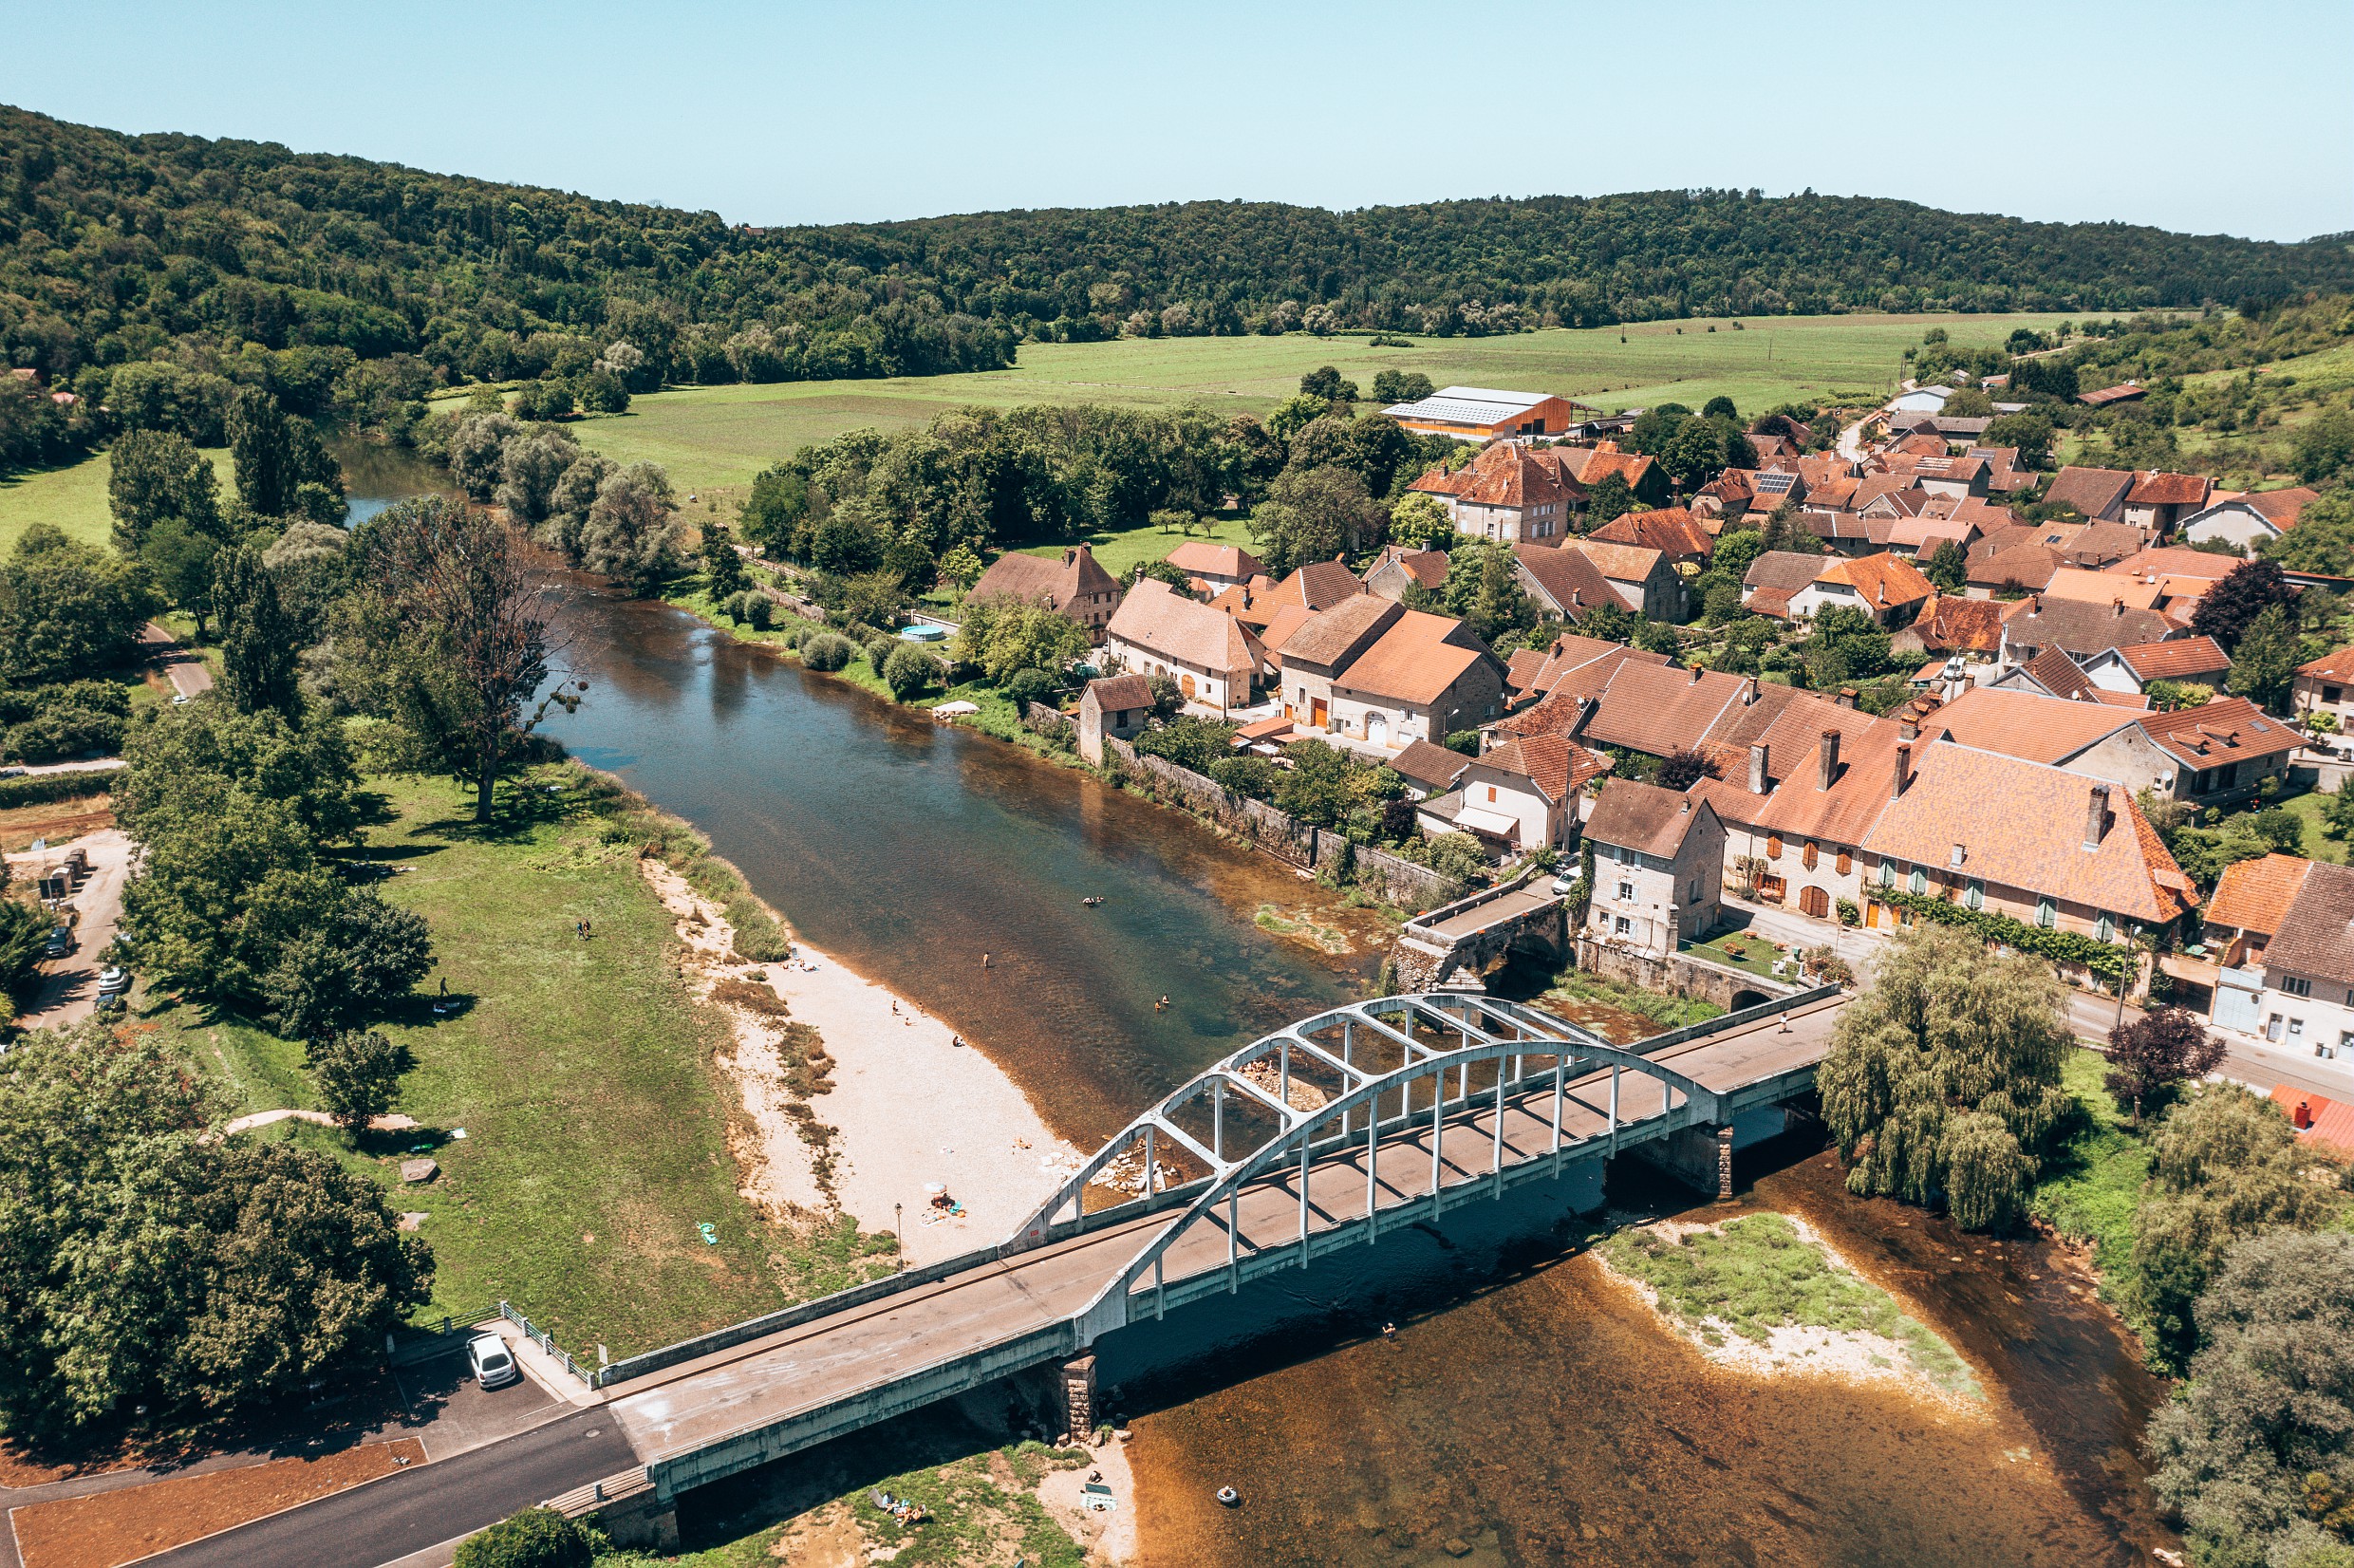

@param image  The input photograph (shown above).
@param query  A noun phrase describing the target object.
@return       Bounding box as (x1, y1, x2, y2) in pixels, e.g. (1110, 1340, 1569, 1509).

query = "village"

(946, 372, 2354, 1132)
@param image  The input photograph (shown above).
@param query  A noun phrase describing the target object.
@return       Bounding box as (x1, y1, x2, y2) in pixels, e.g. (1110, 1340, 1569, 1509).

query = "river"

(346, 455, 2177, 1565)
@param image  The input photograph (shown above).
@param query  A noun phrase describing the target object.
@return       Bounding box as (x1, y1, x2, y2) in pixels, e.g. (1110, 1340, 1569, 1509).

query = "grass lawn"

(553, 312, 2085, 496)
(2027, 1048, 2149, 1301)
(1684, 927, 1800, 980)
(0, 446, 230, 557)
(1601, 1211, 1978, 1396)
(157, 766, 867, 1357)
(2263, 788, 2349, 866)
(1540, 966, 1725, 1031)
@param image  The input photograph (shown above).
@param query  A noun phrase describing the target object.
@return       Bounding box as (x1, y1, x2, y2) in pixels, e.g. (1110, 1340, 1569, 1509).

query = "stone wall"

(1102, 737, 1460, 912)
(1573, 936, 1800, 1010)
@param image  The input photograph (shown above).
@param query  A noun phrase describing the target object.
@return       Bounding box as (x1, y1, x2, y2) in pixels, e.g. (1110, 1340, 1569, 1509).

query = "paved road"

(6, 827, 131, 1030)
(148, 998, 1842, 1568)
(153, 1409, 635, 1568)
(140, 620, 214, 699)
(0, 757, 123, 779)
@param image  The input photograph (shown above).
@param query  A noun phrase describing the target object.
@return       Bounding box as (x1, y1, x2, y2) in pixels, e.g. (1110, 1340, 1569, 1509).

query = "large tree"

(106, 428, 220, 552)
(211, 542, 302, 717)
(579, 461, 682, 595)
(1248, 464, 1386, 575)
(2146, 1231, 2354, 1568)
(2193, 559, 2297, 650)
(0, 523, 161, 685)
(227, 387, 342, 521)
(2105, 1005, 2226, 1125)
(2226, 602, 2299, 711)
(347, 495, 579, 822)
(2130, 1085, 2340, 1367)
(0, 1018, 429, 1438)
(1816, 924, 2074, 1231)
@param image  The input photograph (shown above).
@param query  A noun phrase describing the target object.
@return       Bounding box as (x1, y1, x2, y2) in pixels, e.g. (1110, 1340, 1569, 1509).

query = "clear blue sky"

(8, 1, 2350, 242)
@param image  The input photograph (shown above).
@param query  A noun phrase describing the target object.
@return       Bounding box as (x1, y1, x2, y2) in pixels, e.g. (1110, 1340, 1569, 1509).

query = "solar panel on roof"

(1386, 386, 1556, 426)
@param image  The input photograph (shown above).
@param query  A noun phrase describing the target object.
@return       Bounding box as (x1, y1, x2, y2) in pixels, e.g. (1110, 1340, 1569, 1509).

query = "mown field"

(0, 444, 238, 557)
(552, 311, 2086, 499)
(153, 768, 854, 1357)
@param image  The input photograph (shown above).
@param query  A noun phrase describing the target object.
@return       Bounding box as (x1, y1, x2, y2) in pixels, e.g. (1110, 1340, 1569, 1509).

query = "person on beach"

(982, 953, 992, 968)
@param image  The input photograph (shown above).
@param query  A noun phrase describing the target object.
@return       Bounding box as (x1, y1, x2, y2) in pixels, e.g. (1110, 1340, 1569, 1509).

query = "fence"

(1103, 737, 1460, 912)
(501, 1300, 599, 1387)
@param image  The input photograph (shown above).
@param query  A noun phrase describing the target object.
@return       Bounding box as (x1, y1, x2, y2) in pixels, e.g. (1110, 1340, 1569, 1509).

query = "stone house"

(1075, 674, 1154, 765)
(1102, 579, 1263, 712)
(967, 543, 1125, 644)
(1582, 779, 1727, 958)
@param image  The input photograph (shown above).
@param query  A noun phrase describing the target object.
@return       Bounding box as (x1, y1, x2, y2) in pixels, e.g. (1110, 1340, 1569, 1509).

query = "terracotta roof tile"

(2127, 471, 2213, 507)
(1586, 778, 1718, 858)
(1104, 578, 1261, 677)
(1481, 734, 1612, 804)
(1279, 594, 1401, 669)
(1390, 738, 1472, 793)
(1924, 686, 2137, 765)
(1588, 507, 1713, 560)
(2267, 1085, 2354, 1159)
(2120, 637, 2230, 682)
(2136, 697, 2296, 770)
(1908, 594, 2013, 655)
(2298, 644, 2354, 682)
(1164, 541, 1263, 578)
(2262, 861, 2354, 986)
(1511, 542, 1619, 619)
(1570, 539, 1668, 586)
(2207, 852, 2313, 936)
(1332, 610, 1492, 706)
(2044, 466, 2136, 518)
(1085, 675, 1153, 711)
(971, 543, 1122, 611)
(2001, 595, 2186, 658)
(1816, 552, 1936, 608)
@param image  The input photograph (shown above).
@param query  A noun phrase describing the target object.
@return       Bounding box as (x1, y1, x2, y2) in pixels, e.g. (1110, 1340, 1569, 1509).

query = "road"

(140, 620, 215, 699)
(0, 757, 123, 779)
(1836, 405, 1883, 463)
(6, 826, 132, 1030)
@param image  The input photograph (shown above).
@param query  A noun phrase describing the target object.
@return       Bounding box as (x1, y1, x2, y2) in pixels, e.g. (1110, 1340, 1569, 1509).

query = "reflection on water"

(541, 581, 1383, 1142)
(1130, 1147, 2175, 1568)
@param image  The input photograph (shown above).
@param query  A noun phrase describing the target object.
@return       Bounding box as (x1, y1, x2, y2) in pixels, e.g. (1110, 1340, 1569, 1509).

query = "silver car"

(467, 1333, 520, 1390)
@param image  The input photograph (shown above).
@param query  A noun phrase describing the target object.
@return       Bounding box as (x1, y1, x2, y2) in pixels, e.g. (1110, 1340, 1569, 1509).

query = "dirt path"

(6, 827, 132, 1031)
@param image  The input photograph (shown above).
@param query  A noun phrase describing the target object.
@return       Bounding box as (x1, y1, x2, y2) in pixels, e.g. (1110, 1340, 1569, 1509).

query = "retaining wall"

(1574, 936, 1800, 1009)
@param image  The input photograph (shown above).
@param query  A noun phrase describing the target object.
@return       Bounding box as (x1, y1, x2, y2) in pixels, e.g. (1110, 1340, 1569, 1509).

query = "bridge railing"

(1400, 865, 1542, 939)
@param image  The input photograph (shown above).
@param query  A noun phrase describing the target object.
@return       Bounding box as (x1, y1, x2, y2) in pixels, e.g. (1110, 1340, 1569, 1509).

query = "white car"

(467, 1333, 520, 1390)
(1550, 875, 1576, 897)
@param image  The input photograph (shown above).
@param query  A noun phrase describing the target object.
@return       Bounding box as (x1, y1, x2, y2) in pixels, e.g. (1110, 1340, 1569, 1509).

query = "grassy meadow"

(0, 444, 236, 557)
(154, 766, 876, 1357)
(552, 311, 2085, 503)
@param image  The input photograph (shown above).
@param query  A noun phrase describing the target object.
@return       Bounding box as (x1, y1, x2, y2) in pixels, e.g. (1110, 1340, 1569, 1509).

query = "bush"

(862, 631, 898, 669)
(1211, 755, 1279, 798)
(1002, 666, 1053, 708)
(881, 642, 934, 700)
(1443, 730, 1481, 756)
(453, 1507, 597, 1568)
(307, 1028, 408, 1134)
(801, 632, 854, 671)
(740, 592, 773, 630)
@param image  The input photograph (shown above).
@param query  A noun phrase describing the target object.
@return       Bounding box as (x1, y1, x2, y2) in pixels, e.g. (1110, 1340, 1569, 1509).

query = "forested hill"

(5, 101, 2353, 396)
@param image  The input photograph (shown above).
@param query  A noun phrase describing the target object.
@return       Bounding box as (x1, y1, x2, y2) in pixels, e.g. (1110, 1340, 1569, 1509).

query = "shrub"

(801, 632, 854, 671)
(1002, 667, 1053, 708)
(882, 642, 934, 700)
(453, 1508, 597, 1568)
(1211, 755, 1279, 797)
(740, 592, 773, 630)
(862, 631, 897, 669)
(307, 1029, 409, 1134)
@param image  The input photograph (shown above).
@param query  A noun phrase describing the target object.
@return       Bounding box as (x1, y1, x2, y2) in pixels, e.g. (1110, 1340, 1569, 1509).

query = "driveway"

(7, 827, 132, 1031)
(141, 621, 214, 700)
(1, 757, 124, 780)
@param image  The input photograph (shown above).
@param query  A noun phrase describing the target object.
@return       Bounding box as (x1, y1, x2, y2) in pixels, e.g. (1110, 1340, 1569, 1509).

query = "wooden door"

(1311, 697, 1328, 728)
(1800, 885, 1830, 920)
(1181, 673, 1197, 700)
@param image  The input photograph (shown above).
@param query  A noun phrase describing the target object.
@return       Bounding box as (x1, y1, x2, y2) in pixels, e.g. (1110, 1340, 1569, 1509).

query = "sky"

(7, 1, 2350, 243)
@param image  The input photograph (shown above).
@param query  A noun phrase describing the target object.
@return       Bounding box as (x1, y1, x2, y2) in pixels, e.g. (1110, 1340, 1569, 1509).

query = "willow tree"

(1816, 925, 2074, 1231)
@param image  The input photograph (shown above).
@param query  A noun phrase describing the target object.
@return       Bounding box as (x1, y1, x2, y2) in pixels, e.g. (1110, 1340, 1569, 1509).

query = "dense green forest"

(6, 101, 2352, 417)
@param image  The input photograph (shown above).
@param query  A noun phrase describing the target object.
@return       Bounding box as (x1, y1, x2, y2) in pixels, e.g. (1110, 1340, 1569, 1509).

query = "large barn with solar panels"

(1381, 385, 1580, 441)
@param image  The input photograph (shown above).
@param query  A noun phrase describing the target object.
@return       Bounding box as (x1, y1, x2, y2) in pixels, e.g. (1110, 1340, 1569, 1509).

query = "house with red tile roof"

(1966, 540, 2064, 598)
(1996, 594, 2186, 663)
(1361, 544, 1449, 602)
(1508, 541, 1621, 625)
(1691, 721, 2195, 978)
(1891, 594, 2014, 660)
(1498, 634, 1670, 706)
(2078, 636, 2232, 696)
(2182, 487, 2323, 555)
(2202, 852, 2311, 970)
(2099, 546, 2246, 616)
(1422, 734, 1612, 851)
(1561, 539, 1683, 620)
(1787, 552, 1936, 628)
(1550, 440, 1670, 507)
(1987, 646, 2150, 708)
(1327, 608, 1505, 749)
(1209, 558, 1363, 632)
(2242, 859, 2354, 1067)
(1409, 441, 1581, 544)
(1582, 779, 1728, 955)
(969, 543, 1126, 644)
(1162, 541, 1263, 592)
(2123, 472, 2214, 532)
(2294, 644, 2354, 732)
(1743, 551, 1833, 621)
(2043, 466, 2137, 521)
(1587, 506, 1715, 568)
(2268, 1086, 2354, 1157)
(1102, 578, 1263, 711)
(2134, 697, 2299, 805)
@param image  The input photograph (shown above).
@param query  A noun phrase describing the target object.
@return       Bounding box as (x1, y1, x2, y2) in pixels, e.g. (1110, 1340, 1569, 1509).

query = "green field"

(160, 767, 878, 1356)
(554, 312, 2085, 499)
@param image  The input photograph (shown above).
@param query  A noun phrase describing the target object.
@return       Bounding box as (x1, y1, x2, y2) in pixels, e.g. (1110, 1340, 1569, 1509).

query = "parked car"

(1550, 874, 1576, 897)
(467, 1334, 520, 1390)
(0, 765, 24, 778)
(42, 927, 73, 960)
(96, 966, 130, 997)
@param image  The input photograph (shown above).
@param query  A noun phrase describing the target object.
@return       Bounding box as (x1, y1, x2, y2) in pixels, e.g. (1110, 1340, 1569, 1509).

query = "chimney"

(1690, 665, 1703, 683)
(1743, 678, 1759, 705)
(2296, 1099, 2314, 1130)
(1836, 686, 1859, 710)
(1063, 547, 1075, 565)
(1892, 742, 1912, 798)
(2027, 594, 2042, 616)
(1681, 796, 1692, 813)
(2113, 597, 2125, 616)
(1748, 742, 1770, 794)
(2083, 783, 2111, 849)
(1818, 730, 1840, 792)
(1900, 719, 1920, 741)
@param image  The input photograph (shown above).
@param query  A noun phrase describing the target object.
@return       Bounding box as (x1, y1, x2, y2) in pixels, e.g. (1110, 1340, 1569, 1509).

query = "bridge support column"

(1715, 1123, 1736, 1204)
(596, 1492, 681, 1553)
(1060, 1354, 1098, 1444)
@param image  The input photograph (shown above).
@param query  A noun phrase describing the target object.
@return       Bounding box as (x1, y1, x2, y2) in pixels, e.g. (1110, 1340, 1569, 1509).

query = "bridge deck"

(1418, 885, 1558, 941)
(607, 993, 1843, 1468)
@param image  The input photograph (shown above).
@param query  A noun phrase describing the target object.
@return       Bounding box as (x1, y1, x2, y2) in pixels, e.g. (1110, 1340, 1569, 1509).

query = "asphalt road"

(151, 1408, 636, 1568)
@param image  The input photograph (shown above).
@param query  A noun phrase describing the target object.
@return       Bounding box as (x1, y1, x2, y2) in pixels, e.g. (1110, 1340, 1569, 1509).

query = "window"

(1803, 841, 1819, 870)
(1486, 786, 1498, 803)
(1837, 850, 1852, 875)
(2283, 975, 2314, 998)
(2290, 1017, 2306, 1037)
(1766, 834, 1784, 859)
(1965, 879, 1983, 911)
(1617, 882, 1635, 901)
(1879, 860, 1896, 888)
(1689, 878, 1703, 903)
(2036, 897, 2057, 928)
(2326, 684, 2344, 704)
(1614, 915, 1632, 935)
(1908, 868, 1927, 895)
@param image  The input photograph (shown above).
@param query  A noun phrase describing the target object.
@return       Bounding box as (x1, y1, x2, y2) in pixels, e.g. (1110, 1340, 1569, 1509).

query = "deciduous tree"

(307, 1029, 408, 1134)
(2194, 559, 2297, 650)
(580, 462, 682, 595)
(2105, 1005, 2226, 1125)
(2226, 602, 2299, 710)
(212, 542, 302, 717)
(107, 429, 220, 552)
(1816, 925, 2074, 1231)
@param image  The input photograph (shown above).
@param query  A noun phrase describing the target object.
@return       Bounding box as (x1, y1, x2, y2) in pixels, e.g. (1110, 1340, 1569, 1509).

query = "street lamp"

(895, 1203, 904, 1270)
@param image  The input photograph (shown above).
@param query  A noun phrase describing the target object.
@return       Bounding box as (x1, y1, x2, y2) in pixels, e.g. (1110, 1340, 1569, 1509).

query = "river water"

(347, 455, 2176, 1564)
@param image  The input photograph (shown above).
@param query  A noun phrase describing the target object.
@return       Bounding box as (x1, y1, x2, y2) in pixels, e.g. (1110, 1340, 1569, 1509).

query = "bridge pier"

(592, 1490, 680, 1554)
(1060, 1353, 1098, 1444)
(1716, 1123, 1735, 1204)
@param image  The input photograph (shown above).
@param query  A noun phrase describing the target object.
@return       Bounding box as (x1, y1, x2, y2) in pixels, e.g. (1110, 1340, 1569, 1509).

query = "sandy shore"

(640, 860, 1081, 1266)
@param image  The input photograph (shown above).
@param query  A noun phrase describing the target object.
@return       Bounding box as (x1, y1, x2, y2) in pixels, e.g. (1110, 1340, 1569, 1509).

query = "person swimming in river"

(1083, 896, 1103, 907)
(1154, 995, 1170, 1013)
